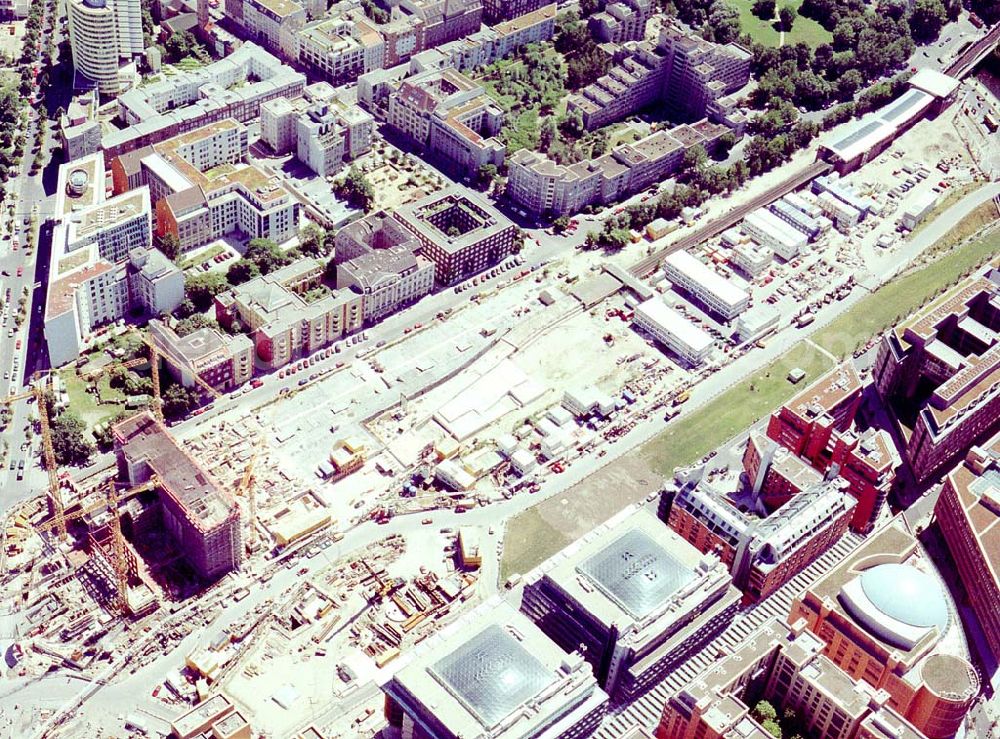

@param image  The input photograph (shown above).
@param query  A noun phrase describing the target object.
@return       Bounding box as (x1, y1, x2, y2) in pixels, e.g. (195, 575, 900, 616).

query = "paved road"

(0, 0, 63, 513)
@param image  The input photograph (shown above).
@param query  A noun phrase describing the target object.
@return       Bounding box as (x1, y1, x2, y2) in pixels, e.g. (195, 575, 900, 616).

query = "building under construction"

(113, 412, 243, 580)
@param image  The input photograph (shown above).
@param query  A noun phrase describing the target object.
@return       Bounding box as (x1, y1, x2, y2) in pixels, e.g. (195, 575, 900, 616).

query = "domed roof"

(858, 563, 949, 631)
(838, 563, 951, 650)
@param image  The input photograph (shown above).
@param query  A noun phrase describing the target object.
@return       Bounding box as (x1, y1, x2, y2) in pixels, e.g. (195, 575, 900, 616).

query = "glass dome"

(839, 562, 950, 650)
(858, 563, 949, 631)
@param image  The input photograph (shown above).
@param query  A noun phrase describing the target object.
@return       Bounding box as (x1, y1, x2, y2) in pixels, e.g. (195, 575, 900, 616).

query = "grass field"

(500, 219, 1000, 580)
(640, 341, 833, 476)
(725, 0, 832, 47)
(812, 227, 1000, 359)
(905, 183, 984, 243)
(60, 370, 127, 432)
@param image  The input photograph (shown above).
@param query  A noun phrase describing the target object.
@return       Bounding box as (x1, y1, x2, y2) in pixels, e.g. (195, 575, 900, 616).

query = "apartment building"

(388, 67, 505, 172)
(114, 412, 243, 580)
(934, 433, 1000, 662)
(68, 0, 143, 95)
(789, 523, 979, 739)
(333, 213, 435, 321)
(149, 318, 255, 392)
(566, 25, 750, 131)
(59, 91, 103, 161)
(383, 597, 608, 739)
(521, 507, 740, 702)
(665, 471, 856, 604)
(297, 13, 385, 85)
(393, 188, 517, 284)
(659, 26, 752, 121)
(662, 249, 749, 321)
(408, 4, 557, 75)
(506, 119, 725, 217)
(215, 259, 364, 369)
(769, 197, 822, 240)
(0, 0, 28, 19)
(730, 241, 773, 278)
(741, 207, 807, 261)
(296, 102, 374, 176)
(241, 0, 306, 59)
(873, 269, 1000, 483)
(44, 156, 184, 366)
(481, 0, 547, 22)
(760, 363, 896, 533)
(104, 43, 305, 160)
(657, 618, 929, 739)
(567, 42, 668, 131)
(588, 0, 651, 44)
(400, 0, 483, 51)
(111, 119, 300, 252)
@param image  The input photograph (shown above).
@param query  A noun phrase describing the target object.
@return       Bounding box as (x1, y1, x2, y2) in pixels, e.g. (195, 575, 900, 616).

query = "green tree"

(778, 5, 796, 31)
(50, 412, 94, 466)
(713, 132, 737, 160)
(753, 701, 778, 724)
(909, 0, 947, 42)
(752, 0, 776, 18)
(157, 232, 180, 261)
(761, 719, 781, 739)
(244, 238, 289, 275)
(162, 384, 199, 420)
(297, 224, 327, 257)
(552, 215, 570, 234)
(333, 166, 376, 212)
(476, 163, 498, 190)
(175, 314, 218, 336)
(227, 259, 261, 285)
(185, 271, 229, 310)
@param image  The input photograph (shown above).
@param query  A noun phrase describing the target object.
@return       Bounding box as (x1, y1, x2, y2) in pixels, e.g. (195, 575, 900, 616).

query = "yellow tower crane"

(237, 438, 265, 553)
(2, 374, 65, 538)
(105, 479, 130, 614)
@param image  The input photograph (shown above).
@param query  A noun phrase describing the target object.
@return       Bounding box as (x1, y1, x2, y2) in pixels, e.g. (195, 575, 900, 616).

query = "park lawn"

(500, 507, 566, 581)
(640, 341, 833, 477)
(812, 228, 1000, 358)
(60, 370, 127, 432)
(725, 0, 832, 48)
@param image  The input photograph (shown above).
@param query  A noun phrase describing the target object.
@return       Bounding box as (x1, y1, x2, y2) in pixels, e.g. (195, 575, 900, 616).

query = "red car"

(251, 379, 263, 388)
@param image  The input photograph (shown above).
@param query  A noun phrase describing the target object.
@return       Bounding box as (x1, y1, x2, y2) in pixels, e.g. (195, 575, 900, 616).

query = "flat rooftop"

(113, 412, 237, 531)
(942, 431, 1000, 581)
(387, 598, 605, 737)
(530, 507, 730, 635)
(663, 250, 749, 309)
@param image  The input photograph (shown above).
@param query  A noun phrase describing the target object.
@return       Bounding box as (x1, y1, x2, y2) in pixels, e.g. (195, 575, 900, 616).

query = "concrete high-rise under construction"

(113, 412, 243, 580)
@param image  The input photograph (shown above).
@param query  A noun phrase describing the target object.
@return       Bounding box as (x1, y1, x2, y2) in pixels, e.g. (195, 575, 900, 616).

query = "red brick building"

(873, 270, 1000, 483)
(788, 523, 979, 739)
(934, 431, 1000, 662)
(763, 363, 895, 533)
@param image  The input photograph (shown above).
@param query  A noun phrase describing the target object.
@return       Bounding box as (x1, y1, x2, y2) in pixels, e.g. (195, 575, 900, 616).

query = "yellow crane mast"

(2, 375, 65, 538)
(237, 438, 265, 553)
(105, 479, 130, 614)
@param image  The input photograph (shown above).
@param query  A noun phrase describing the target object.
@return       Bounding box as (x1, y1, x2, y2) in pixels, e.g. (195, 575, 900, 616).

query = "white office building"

(635, 297, 714, 366)
(729, 241, 773, 278)
(68, 0, 142, 95)
(45, 160, 182, 366)
(662, 250, 749, 321)
(741, 208, 807, 261)
(815, 191, 862, 231)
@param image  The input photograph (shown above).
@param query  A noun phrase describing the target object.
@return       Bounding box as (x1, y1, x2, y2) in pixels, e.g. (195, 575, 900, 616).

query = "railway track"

(628, 160, 832, 278)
